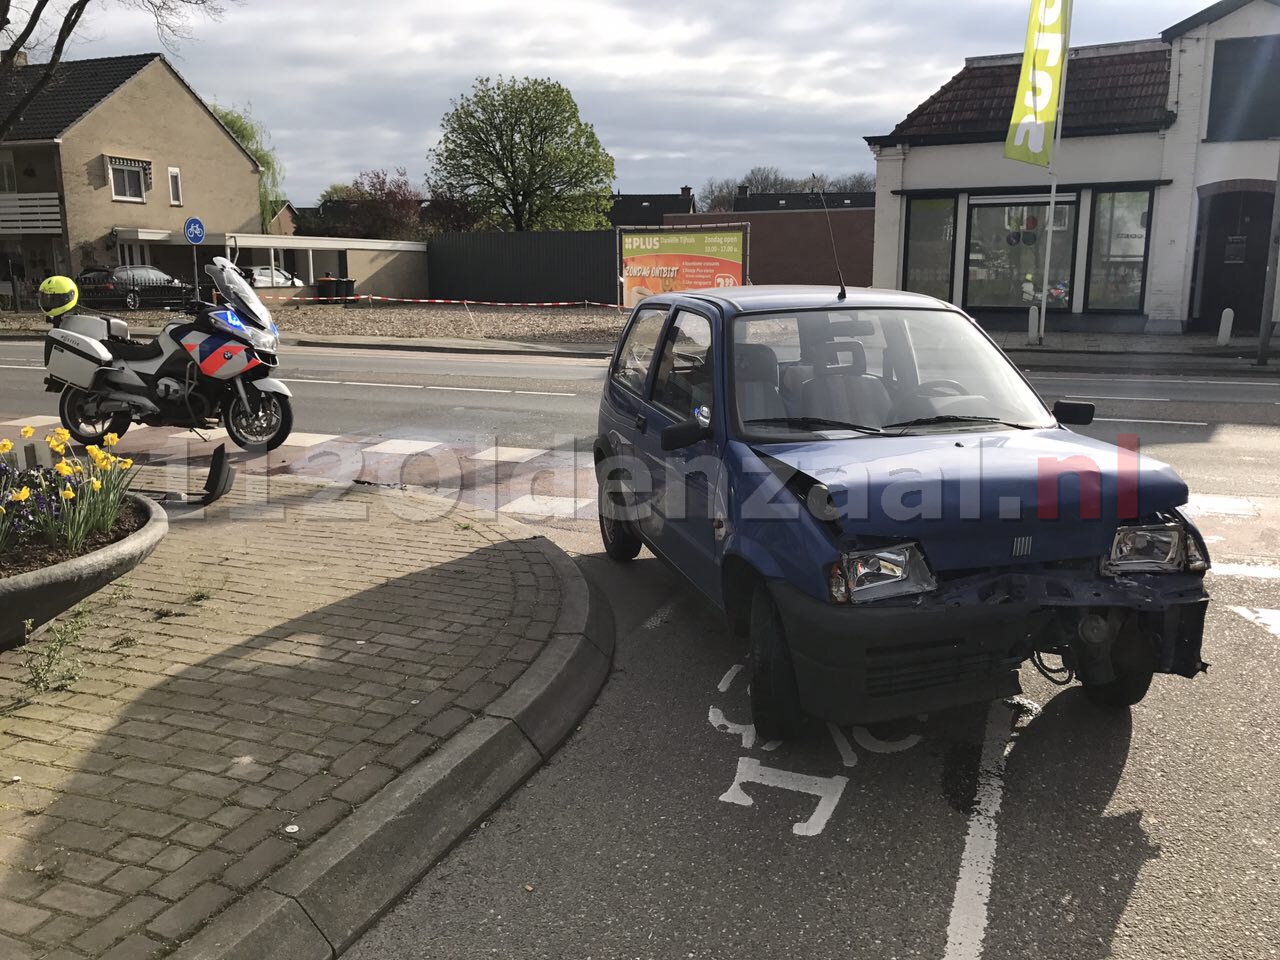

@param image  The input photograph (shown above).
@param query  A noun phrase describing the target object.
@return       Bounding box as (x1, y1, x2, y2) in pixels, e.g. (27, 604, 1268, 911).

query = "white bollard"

(1027, 305, 1040, 346)
(1217, 307, 1234, 346)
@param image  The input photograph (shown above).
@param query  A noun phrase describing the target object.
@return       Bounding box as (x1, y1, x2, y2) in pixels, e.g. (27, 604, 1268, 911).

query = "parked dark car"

(595, 285, 1210, 740)
(76, 265, 193, 311)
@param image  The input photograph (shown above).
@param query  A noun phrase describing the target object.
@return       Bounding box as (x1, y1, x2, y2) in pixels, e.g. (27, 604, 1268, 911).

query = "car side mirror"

(1053, 399, 1094, 426)
(661, 415, 711, 451)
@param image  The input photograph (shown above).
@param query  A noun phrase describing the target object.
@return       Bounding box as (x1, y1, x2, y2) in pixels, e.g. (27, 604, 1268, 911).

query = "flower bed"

(0, 427, 141, 576)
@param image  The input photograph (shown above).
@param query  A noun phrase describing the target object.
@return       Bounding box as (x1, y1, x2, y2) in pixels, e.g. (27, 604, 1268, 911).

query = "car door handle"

(634, 414, 647, 433)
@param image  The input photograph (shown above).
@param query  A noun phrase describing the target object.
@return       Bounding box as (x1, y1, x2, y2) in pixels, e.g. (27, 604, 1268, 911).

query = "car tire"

(598, 471, 642, 561)
(749, 585, 808, 741)
(124, 290, 141, 311)
(1082, 624, 1156, 708)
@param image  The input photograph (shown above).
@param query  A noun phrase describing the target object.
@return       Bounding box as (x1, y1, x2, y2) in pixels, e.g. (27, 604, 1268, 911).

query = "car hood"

(753, 428, 1188, 571)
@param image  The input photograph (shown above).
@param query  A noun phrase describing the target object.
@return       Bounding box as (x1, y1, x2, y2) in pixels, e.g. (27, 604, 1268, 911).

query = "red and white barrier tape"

(254, 293, 623, 308)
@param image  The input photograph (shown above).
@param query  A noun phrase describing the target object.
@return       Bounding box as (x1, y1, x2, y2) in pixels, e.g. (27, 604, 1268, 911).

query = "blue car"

(594, 286, 1210, 740)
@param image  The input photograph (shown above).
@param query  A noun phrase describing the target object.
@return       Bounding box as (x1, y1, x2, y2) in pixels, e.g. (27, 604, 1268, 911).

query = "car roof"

(648, 285, 953, 316)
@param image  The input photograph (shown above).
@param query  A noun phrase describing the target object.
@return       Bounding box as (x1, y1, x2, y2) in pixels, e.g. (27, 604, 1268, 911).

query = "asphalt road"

(3, 341, 1278, 959)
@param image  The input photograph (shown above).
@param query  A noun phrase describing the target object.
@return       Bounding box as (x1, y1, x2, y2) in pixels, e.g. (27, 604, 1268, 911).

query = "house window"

(168, 167, 182, 206)
(106, 156, 150, 202)
(903, 197, 956, 301)
(0, 151, 16, 193)
(1207, 35, 1280, 141)
(1086, 191, 1152, 312)
(965, 198, 1077, 310)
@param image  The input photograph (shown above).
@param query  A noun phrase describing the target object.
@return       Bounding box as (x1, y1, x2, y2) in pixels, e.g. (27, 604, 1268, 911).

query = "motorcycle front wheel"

(223, 387, 293, 453)
(59, 387, 132, 446)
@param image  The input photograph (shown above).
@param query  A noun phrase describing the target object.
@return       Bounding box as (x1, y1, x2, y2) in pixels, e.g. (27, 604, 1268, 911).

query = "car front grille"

(864, 636, 1021, 699)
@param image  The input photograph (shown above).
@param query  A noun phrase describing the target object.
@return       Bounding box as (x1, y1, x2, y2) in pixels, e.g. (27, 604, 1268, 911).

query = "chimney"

(737, 184, 749, 197)
(680, 185, 691, 199)
(13, 50, 28, 67)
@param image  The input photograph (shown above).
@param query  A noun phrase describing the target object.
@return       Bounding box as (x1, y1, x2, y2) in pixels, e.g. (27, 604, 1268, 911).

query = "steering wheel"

(911, 379, 968, 397)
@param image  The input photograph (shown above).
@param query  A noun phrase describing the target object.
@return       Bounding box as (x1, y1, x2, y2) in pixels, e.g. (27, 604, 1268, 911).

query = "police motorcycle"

(39, 257, 293, 453)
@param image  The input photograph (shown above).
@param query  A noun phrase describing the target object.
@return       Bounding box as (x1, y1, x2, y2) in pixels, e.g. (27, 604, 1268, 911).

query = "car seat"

(800, 342, 893, 427)
(734, 343, 787, 424)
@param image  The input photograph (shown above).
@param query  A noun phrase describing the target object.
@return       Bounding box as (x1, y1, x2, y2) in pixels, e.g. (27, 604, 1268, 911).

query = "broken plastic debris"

(524, 884, 534, 892)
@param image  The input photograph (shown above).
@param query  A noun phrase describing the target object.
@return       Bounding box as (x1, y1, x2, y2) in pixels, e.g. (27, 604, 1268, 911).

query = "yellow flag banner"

(1005, 0, 1071, 167)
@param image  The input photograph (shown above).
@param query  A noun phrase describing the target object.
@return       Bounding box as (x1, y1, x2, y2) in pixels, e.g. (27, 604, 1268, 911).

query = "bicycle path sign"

(184, 217, 205, 245)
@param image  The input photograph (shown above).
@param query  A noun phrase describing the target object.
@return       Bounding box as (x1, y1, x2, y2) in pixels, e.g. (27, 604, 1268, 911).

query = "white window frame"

(107, 158, 147, 203)
(0, 151, 16, 193)
(168, 166, 182, 206)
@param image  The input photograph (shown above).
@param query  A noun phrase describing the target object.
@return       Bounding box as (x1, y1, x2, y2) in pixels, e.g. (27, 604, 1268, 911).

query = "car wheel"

(124, 290, 141, 311)
(749, 585, 807, 741)
(1082, 623, 1155, 707)
(597, 471, 642, 561)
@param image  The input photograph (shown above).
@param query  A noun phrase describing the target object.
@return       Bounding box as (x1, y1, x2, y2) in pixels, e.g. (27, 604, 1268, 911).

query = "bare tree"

(0, 0, 225, 143)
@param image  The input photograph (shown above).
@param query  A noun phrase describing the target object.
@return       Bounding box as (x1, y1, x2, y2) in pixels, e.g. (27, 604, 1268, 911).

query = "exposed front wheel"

(749, 585, 808, 741)
(58, 387, 132, 445)
(1082, 626, 1156, 707)
(223, 387, 293, 453)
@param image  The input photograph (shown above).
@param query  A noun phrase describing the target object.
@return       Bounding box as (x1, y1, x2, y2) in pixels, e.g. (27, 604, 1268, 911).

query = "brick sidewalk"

(0, 474, 561, 959)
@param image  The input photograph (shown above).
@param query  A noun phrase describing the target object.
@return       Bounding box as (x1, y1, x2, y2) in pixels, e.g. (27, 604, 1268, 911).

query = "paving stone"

(146, 883, 234, 941)
(100, 933, 165, 960)
(332, 763, 397, 804)
(422, 705, 472, 738)
(169, 796, 222, 821)
(216, 808, 291, 854)
(104, 865, 162, 895)
(48, 821, 125, 854)
(56, 851, 119, 885)
(150, 849, 235, 902)
(35, 881, 121, 918)
(109, 808, 183, 839)
(146, 845, 197, 872)
(0, 896, 52, 936)
(73, 897, 166, 955)
(109, 837, 166, 866)
(220, 837, 295, 890)
(29, 914, 85, 946)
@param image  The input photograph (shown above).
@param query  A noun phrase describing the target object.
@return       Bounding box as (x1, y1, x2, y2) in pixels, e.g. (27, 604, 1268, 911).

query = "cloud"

(65, 0, 1210, 204)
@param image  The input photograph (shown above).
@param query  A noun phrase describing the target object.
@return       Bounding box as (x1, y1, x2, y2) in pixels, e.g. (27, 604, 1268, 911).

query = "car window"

(141, 268, 170, 284)
(114, 267, 136, 283)
(652, 310, 713, 419)
(612, 306, 667, 396)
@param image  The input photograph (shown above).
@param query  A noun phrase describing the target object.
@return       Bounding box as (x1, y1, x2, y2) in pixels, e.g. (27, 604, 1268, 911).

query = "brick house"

(0, 52, 260, 286)
(866, 0, 1280, 335)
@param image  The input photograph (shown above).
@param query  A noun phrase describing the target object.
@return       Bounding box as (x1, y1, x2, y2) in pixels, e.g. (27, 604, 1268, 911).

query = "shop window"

(1087, 191, 1151, 312)
(1207, 35, 1280, 141)
(903, 198, 955, 301)
(966, 201, 1076, 310)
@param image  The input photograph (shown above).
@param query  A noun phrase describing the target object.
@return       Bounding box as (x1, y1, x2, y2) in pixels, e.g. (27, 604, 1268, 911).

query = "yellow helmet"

(38, 275, 79, 319)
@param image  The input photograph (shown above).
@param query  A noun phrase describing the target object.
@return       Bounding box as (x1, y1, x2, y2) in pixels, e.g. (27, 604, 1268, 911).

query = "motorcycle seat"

(105, 338, 164, 362)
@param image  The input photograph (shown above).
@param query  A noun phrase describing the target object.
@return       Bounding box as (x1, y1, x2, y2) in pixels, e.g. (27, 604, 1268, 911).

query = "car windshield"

(731, 307, 1055, 438)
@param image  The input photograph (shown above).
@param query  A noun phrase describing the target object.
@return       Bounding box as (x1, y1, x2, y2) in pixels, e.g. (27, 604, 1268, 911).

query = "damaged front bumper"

(771, 566, 1209, 726)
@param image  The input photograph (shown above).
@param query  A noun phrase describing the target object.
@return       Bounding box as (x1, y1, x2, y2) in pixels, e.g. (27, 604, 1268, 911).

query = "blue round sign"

(183, 217, 205, 245)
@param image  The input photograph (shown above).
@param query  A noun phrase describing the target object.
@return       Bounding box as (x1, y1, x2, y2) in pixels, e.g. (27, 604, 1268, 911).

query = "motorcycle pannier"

(46, 329, 111, 390)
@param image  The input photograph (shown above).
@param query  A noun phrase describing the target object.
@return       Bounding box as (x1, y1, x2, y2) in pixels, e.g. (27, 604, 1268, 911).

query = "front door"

(634, 307, 721, 601)
(1196, 190, 1275, 334)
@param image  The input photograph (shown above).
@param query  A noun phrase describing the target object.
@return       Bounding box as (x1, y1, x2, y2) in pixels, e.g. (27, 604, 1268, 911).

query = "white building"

(867, 0, 1280, 335)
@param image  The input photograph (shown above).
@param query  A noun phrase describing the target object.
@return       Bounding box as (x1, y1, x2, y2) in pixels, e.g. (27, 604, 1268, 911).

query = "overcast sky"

(62, 0, 1209, 204)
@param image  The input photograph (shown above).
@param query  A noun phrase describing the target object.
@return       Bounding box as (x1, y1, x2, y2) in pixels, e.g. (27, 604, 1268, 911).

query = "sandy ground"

(0, 303, 629, 343)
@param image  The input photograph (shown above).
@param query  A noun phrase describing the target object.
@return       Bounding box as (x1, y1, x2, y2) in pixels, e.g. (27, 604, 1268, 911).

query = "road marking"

(1066, 394, 1169, 402)
(498, 494, 592, 517)
(852, 726, 924, 754)
(1183, 494, 1259, 518)
(709, 707, 758, 749)
(1, 415, 60, 427)
(514, 390, 576, 397)
(168, 427, 230, 443)
(1210, 562, 1280, 579)
(342, 381, 422, 389)
(716, 663, 744, 693)
(1030, 375, 1280, 387)
(942, 700, 1014, 960)
(1094, 417, 1209, 426)
(469, 446, 547, 463)
(1230, 607, 1280, 636)
(719, 758, 848, 837)
(363, 438, 442, 456)
(426, 385, 511, 394)
(282, 432, 340, 448)
(280, 378, 342, 385)
(0, 363, 40, 370)
(827, 723, 859, 768)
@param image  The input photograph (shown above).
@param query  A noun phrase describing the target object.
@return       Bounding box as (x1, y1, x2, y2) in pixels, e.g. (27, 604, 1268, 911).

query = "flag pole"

(1038, 1, 1073, 344)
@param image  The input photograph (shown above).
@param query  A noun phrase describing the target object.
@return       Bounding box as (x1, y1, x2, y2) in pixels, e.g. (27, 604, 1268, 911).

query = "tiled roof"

(866, 48, 1175, 147)
(0, 53, 159, 141)
(609, 193, 695, 226)
(733, 192, 874, 211)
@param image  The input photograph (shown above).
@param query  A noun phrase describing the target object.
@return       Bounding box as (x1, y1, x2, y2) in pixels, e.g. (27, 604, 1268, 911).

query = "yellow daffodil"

(118, 458, 134, 471)
(8, 486, 30, 503)
(48, 440, 66, 456)
(19, 425, 34, 439)
(0, 505, 5, 516)
(85, 444, 102, 457)
(54, 460, 74, 477)
(103, 432, 120, 447)
(60, 485, 75, 501)
(53, 427, 71, 442)
(73, 463, 83, 474)
(0, 439, 11, 454)
(90, 477, 102, 492)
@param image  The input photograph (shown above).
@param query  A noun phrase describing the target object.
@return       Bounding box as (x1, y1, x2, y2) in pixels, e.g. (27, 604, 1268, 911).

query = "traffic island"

(0, 473, 611, 960)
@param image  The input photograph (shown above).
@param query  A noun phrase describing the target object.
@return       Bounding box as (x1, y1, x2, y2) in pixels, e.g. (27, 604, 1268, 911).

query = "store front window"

(1087, 191, 1151, 312)
(966, 200, 1077, 310)
(903, 198, 956, 301)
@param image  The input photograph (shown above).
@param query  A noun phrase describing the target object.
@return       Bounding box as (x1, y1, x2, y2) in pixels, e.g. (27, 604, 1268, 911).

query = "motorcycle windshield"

(206, 256, 274, 329)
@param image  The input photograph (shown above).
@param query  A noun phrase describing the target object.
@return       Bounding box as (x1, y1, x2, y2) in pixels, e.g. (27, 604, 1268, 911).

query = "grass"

(22, 613, 85, 695)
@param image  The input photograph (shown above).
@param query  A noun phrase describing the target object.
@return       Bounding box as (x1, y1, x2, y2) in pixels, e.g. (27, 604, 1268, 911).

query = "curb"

(169, 533, 613, 960)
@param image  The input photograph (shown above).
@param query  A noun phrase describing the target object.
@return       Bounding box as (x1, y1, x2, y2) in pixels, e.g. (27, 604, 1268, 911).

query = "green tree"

(308, 169, 424, 241)
(428, 76, 615, 231)
(699, 169, 876, 212)
(212, 103, 284, 231)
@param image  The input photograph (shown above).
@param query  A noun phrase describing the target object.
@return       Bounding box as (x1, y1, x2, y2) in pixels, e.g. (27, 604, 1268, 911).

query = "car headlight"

(829, 543, 937, 604)
(1103, 522, 1201, 574)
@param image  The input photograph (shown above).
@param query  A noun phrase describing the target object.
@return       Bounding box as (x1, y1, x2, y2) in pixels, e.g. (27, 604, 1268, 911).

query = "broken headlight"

(829, 543, 937, 604)
(1103, 522, 1186, 574)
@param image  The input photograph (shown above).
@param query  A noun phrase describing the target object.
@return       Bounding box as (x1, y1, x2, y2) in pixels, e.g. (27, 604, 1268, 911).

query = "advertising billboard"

(619, 229, 745, 307)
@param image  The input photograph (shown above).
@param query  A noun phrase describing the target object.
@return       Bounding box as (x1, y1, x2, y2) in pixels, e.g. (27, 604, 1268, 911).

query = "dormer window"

(105, 156, 152, 202)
